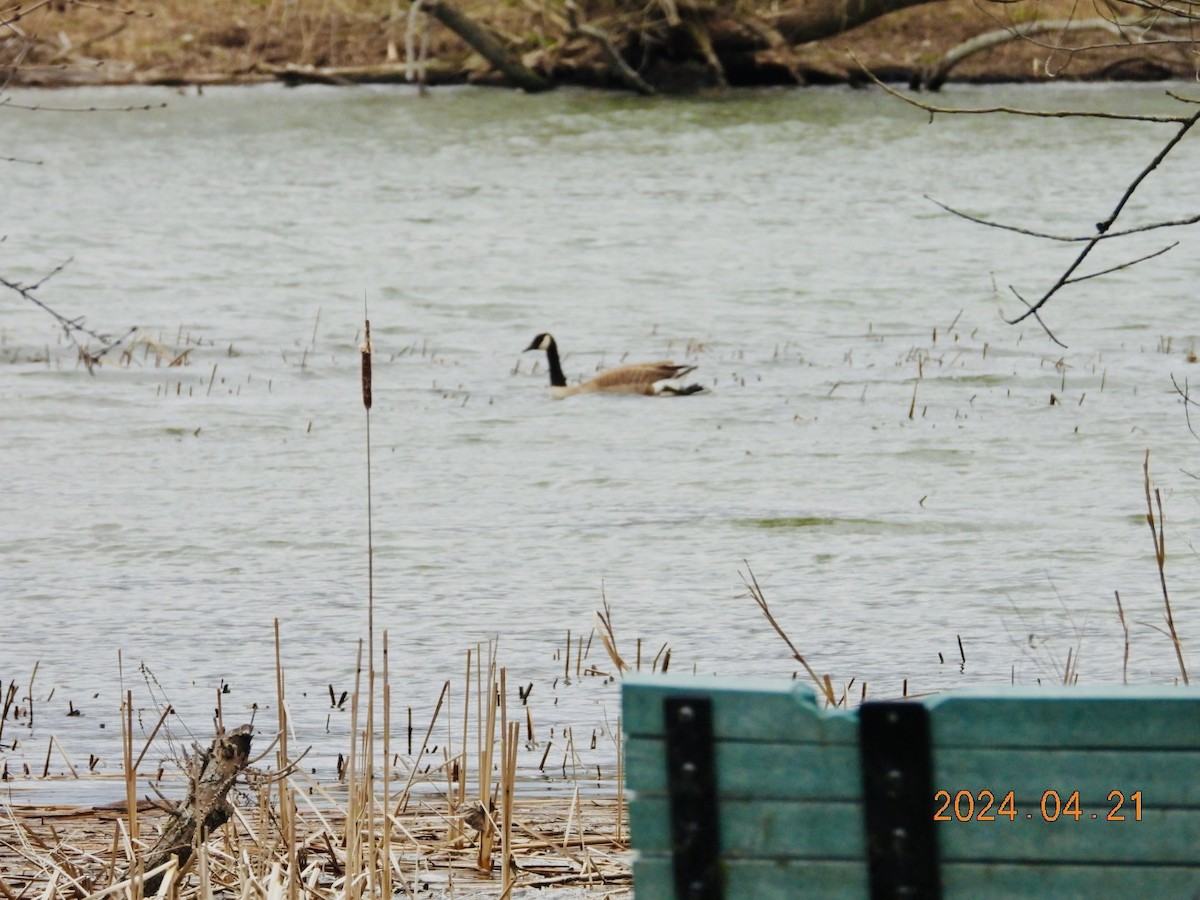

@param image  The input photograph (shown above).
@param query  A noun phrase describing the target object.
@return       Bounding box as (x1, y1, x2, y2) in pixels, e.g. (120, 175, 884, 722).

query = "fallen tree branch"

(422, 0, 553, 92)
(135, 725, 254, 894)
(565, 0, 656, 95)
(917, 16, 1190, 90)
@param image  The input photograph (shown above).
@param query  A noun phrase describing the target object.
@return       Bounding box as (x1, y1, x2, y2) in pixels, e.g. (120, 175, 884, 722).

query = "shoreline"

(6, 0, 1196, 93)
(9, 65, 1192, 93)
(8, 58, 1191, 92)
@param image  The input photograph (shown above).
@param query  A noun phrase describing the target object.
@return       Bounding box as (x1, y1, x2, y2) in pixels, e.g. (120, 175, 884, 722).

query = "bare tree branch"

(1, 261, 136, 373)
(1170, 374, 1200, 444)
(926, 195, 1200, 242)
(1006, 286, 1066, 347)
(851, 57, 1192, 122)
(1000, 106, 1200, 332)
(854, 53, 1200, 343)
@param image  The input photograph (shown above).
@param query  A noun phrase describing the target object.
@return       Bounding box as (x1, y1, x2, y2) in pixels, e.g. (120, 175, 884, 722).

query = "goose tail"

(660, 383, 707, 396)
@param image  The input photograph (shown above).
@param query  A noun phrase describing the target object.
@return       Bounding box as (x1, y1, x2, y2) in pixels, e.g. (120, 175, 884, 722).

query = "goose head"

(524, 333, 556, 353)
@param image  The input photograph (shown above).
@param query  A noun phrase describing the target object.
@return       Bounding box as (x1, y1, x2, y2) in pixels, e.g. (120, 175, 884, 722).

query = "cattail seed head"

(360, 320, 373, 410)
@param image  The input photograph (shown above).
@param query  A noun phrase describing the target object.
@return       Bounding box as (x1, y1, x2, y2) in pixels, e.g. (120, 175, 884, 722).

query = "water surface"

(3, 82, 1200, 797)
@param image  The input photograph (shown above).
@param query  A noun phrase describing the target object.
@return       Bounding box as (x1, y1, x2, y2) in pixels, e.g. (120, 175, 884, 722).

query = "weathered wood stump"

(135, 724, 253, 893)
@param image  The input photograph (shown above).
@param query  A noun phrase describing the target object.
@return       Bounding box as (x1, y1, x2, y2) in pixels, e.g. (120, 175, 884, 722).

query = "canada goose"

(524, 333, 704, 398)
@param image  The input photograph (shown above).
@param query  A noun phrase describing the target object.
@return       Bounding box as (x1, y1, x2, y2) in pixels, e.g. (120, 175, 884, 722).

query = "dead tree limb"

(918, 16, 1192, 90)
(422, 0, 553, 92)
(682, 18, 728, 87)
(136, 725, 253, 894)
(565, 0, 656, 94)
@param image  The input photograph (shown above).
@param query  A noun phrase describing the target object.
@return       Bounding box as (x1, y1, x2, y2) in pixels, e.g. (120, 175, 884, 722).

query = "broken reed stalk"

(452, 647, 473, 845)
(27, 660, 38, 732)
(273, 618, 298, 892)
(615, 714, 624, 847)
(122, 689, 138, 855)
(0, 680, 16, 744)
(595, 591, 629, 673)
(392, 680, 450, 814)
(739, 563, 837, 705)
(1115, 591, 1130, 685)
(501, 720, 519, 897)
(477, 648, 498, 871)
(1143, 451, 1189, 684)
(132, 703, 174, 772)
(381, 629, 392, 900)
(345, 640, 363, 897)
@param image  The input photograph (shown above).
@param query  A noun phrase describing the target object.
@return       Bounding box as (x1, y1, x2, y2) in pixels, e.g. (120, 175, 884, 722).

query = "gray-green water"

(3, 83, 1200, 797)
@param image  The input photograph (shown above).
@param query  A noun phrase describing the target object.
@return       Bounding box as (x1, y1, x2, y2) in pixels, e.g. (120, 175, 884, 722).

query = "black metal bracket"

(860, 701, 941, 900)
(664, 695, 723, 900)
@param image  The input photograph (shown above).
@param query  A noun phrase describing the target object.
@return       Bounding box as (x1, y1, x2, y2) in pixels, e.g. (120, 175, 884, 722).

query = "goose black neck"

(545, 341, 567, 388)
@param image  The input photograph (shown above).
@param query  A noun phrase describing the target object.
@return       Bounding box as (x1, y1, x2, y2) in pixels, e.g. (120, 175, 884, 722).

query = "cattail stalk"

(360, 315, 378, 893)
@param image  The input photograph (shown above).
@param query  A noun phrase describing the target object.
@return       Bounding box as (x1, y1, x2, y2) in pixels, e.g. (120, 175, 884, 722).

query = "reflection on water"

(3, 83, 1200, 794)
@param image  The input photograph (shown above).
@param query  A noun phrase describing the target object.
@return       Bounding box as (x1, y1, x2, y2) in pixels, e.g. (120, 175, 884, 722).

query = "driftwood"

(135, 725, 253, 893)
(250, 60, 462, 85)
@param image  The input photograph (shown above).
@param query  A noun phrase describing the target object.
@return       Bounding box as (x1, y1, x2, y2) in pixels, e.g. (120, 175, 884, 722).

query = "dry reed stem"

(121, 690, 138, 863)
(594, 592, 630, 673)
(476, 647, 498, 872)
(738, 563, 837, 705)
(382, 630, 392, 900)
(3, 628, 631, 898)
(345, 640, 362, 898)
(1143, 450, 1190, 684)
(501, 720, 518, 897)
(4, 787, 631, 897)
(392, 680, 450, 815)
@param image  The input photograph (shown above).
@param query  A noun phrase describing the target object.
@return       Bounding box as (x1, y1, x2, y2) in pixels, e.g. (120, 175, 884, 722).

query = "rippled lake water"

(3, 82, 1200, 799)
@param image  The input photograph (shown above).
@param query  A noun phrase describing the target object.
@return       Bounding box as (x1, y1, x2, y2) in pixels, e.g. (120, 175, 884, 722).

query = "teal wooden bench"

(623, 675, 1200, 899)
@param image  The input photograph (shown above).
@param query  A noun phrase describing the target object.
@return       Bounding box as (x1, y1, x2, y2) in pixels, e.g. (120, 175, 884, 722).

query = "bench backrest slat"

(624, 675, 1200, 899)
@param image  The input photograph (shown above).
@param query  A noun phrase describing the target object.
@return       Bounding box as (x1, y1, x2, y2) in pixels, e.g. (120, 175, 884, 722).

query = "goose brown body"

(523, 333, 703, 398)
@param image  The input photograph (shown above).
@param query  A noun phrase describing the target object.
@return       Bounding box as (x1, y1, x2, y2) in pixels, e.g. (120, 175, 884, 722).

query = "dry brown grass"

(1, 792, 631, 897)
(0, 635, 632, 898)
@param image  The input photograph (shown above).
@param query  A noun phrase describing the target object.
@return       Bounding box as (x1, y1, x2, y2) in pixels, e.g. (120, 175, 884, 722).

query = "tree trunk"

(768, 0, 943, 46)
(422, 0, 554, 92)
(137, 725, 254, 894)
